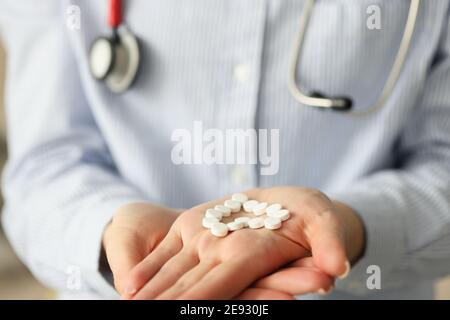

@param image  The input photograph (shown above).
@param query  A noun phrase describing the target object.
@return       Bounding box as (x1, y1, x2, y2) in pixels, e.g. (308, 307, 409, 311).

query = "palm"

(128, 188, 329, 300)
(177, 208, 308, 272)
(103, 203, 179, 293)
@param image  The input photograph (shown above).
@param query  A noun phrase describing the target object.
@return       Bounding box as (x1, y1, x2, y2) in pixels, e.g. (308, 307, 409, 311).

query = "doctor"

(0, 0, 450, 300)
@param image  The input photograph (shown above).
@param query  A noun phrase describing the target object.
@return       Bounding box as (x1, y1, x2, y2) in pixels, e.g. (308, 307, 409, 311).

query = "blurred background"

(0, 39, 449, 300)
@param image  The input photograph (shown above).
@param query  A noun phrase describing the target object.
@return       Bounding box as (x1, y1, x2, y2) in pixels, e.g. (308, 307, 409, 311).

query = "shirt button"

(231, 165, 250, 186)
(233, 63, 251, 83)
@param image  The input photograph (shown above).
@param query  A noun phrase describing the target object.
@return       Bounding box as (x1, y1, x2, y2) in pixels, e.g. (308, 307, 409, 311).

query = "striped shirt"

(0, 0, 449, 299)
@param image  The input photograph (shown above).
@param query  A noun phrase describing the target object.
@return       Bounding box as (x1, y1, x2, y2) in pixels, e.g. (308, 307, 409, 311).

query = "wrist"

(332, 200, 366, 265)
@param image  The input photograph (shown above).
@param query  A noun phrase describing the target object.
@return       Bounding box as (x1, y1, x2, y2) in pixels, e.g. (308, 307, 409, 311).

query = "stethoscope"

(89, 0, 140, 93)
(288, 0, 421, 115)
(90, 0, 421, 115)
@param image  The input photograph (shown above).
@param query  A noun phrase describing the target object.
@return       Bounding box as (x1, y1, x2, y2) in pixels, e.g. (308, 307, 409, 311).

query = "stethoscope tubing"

(108, 0, 123, 29)
(288, 0, 421, 115)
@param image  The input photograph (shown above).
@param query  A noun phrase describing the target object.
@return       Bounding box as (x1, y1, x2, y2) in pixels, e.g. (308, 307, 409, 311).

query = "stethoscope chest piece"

(89, 0, 140, 94)
(89, 28, 140, 94)
(90, 37, 115, 80)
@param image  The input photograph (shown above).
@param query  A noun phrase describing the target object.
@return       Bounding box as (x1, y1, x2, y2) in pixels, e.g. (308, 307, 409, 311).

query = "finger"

(103, 227, 148, 294)
(155, 259, 218, 300)
(286, 257, 315, 268)
(253, 267, 334, 295)
(235, 288, 294, 300)
(178, 258, 266, 300)
(308, 210, 349, 278)
(122, 231, 182, 299)
(133, 249, 199, 300)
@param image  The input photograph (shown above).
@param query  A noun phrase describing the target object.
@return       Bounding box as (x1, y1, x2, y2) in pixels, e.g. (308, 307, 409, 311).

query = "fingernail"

(338, 261, 351, 279)
(317, 285, 334, 295)
(124, 285, 137, 295)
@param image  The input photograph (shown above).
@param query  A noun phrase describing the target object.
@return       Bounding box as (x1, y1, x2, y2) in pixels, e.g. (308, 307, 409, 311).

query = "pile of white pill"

(202, 193, 291, 237)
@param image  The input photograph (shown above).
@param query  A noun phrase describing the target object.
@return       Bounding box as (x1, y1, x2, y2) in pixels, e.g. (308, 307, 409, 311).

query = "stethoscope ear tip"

(331, 97, 353, 111)
(310, 91, 353, 111)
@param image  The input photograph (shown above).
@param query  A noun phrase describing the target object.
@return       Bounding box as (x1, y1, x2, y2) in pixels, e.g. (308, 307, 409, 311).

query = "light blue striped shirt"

(1, 0, 449, 299)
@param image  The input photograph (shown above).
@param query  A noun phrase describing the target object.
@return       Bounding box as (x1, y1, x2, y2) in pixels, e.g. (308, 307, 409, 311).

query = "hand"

(102, 202, 180, 294)
(234, 257, 335, 299)
(245, 200, 365, 298)
(123, 187, 365, 299)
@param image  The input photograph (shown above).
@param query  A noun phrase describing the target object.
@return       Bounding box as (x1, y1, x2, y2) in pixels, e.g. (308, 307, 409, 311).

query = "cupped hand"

(122, 187, 364, 299)
(102, 202, 180, 294)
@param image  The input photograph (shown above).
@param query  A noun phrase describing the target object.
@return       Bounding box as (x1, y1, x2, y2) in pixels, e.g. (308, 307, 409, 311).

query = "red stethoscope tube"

(108, 0, 123, 29)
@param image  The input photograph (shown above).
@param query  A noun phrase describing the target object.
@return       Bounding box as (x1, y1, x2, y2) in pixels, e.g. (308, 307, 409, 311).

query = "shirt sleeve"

(331, 8, 450, 295)
(0, 1, 148, 298)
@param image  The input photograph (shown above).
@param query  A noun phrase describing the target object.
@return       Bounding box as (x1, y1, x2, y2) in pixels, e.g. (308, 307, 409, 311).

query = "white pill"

(211, 222, 229, 237)
(227, 221, 245, 231)
(264, 216, 282, 230)
(214, 205, 232, 217)
(205, 208, 223, 220)
(248, 217, 265, 229)
(231, 193, 248, 203)
(202, 217, 220, 229)
(266, 203, 282, 215)
(224, 200, 242, 212)
(252, 202, 268, 216)
(243, 200, 259, 213)
(234, 216, 251, 227)
(269, 209, 290, 221)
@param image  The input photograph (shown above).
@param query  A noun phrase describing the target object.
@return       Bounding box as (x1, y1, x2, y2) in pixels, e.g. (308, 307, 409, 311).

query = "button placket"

(217, 0, 268, 193)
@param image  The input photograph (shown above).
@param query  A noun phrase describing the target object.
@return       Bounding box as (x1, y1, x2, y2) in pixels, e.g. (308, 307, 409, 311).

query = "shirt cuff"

(329, 185, 406, 295)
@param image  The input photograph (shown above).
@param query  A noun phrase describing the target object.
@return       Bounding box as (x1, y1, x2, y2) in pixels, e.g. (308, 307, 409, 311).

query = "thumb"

(308, 210, 350, 279)
(103, 225, 148, 294)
